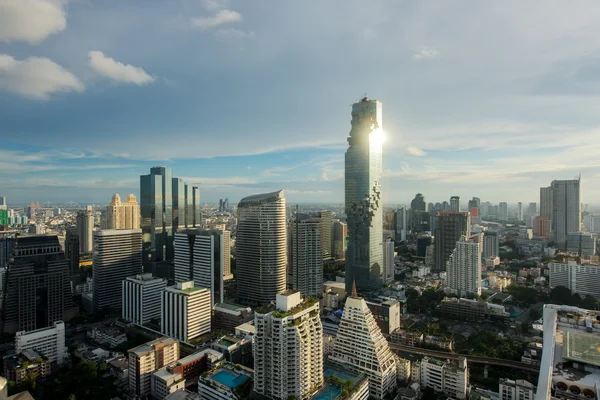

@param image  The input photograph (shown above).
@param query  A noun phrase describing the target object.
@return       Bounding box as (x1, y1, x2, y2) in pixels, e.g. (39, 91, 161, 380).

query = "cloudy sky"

(1, 0, 599, 205)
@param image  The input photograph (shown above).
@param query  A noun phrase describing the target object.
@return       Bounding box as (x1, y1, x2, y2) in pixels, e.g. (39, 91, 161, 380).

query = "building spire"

(351, 280, 357, 298)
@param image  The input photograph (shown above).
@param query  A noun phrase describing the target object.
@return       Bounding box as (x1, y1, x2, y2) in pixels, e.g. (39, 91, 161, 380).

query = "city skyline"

(2, 1, 600, 204)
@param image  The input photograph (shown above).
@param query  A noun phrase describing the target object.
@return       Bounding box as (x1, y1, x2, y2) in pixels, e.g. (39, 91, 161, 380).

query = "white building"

(446, 235, 482, 297)
(254, 291, 323, 400)
(499, 378, 535, 400)
(329, 285, 397, 399)
(549, 261, 600, 299)
(382, 237, 395, 283)
(151, 367, 185, 400)
(15, 321, 67, 364)
(122, 273, 166, 326)
(128, 337, 180, 398)
(198, 363, 253, 400)
(290, 213, 323, 297)
(161, 281, 211, 342)
(76, 206, 94, 253)
(420, 356, 468, 399)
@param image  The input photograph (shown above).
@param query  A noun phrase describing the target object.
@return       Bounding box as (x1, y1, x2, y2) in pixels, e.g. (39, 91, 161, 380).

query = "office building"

(517, 202, 523, 221)
(382, 237, 395, 283)
(419, 357, 468, 399)
(174, 228, 230, 306)
(172, 178, 187, 234)
(450, 196, 460, 212)
(329, 285, 397, 399)
(566, 232, 597, 257)
(236, 190, 287, 305)
(314, 210, 333, 260)
(0, 197, 5, 206)
(64, 228, 80, 275)
(254, 291, 323, 400)
(540, 186, 554, 224)
(411, 193, 427, 211)
(105, 193, 140, 230)
(93, 229, 143, 313)
(211, 303, 253, 332)
(76, 206, 94, 253)
(1, 236, 78, 333)
(551, 178, 581, 249)
(447, 236, 482, 297)
(499, 378, 535, 400)
(199, 363, 253, 400)
(498, 202, 508, 221)
(128, 337, 180, 398)
(345, 97, 384, 294)
(483, 230, 499, 259)
(15, 321, 67, 364)
(395, 207, 409, 242)
(549, 261, 600, 299)
(434, 212, 471, 272)
(0, 231, 15, 271)
(331, 220, 347, 260)
(290, 213, 323, 297)
(365, 298, 401, 335)
(122, 273, 166, 326)
(161, 281, 211, 342)
(534, 216, 550, 238)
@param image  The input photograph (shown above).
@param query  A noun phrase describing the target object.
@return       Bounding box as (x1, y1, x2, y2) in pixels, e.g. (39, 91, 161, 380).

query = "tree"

(422, 387, 437, 400)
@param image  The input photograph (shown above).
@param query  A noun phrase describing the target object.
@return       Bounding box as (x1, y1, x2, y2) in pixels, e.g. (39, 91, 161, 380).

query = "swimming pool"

(211, 370, 249, 388)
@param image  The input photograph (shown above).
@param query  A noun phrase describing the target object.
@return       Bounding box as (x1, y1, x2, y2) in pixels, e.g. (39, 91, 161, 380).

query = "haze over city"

(1, 1, 599, 204)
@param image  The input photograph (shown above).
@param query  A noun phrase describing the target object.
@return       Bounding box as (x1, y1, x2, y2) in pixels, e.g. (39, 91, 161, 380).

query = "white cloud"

(0, 54, 83, 100)
(0, 0, 67, 44)
(88, 51, 155, 85)
(405, 146, 426, 156)
(412, 46, 439, 61)
(215, 28, 254, 40)
(191, 9, 242, 31)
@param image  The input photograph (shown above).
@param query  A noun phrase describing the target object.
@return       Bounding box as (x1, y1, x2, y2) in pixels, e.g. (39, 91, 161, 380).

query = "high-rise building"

(0, 197, 5, 206)
(106, 193, 140, 230)
(498, 202, 508, 221)
(540, 186, 554, 225)
(483, 231, 499, 259)
(128, 337, 180, 398)
(551, 178, 581, 249)
(1, 236, 78, 333)
(314, 210, 333, 260)
(395, 207, 409, 242)
(64, 228, 80, 276)
(253, 291, 323, 400)
(446, 236, 482, 297)
(122, 273, 167, 326)
(382, 237, 395, 283)
(331, 220, 347, 260)
(534, 216, 551, 238)
(411, 193, 427, 211)
(172, 178, 186, 233)
(419, 357, 469, 399)
(174, 228, 230, 306)
(450, 196, 461, 212)
(192, 186, 201, 227)
(290, 214, 323, 298)
(566, 232, 597, 258)
(329, 285, 397, 399)
(93, 229, 143, 313)
(141, 166, 174, 263)
(161, 281, 211, 342)
(345, 97, 384, 294)
(527, 202, 537, 216)
(517, 202, 523, 221)
(76, 206, 94, 253)
(434, 212, 471, 272)
(0, 231, 15, 270)
(236, 190, 287, 305)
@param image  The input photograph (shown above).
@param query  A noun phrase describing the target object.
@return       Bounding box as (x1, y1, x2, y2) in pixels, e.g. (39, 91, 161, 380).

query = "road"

(388, 343, 540, 374)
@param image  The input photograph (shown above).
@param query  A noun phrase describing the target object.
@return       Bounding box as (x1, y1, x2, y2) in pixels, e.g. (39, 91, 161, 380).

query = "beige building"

(106, 193, 140, 230)
(128, 337, 180, 398)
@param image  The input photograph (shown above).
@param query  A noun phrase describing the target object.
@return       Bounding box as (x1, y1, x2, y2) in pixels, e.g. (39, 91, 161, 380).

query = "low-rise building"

(365, 298, 401, 336)
(128, 337, 180, 398)
(395, 355, 411, 384)
(390, 330, 423, 347)
(419, 356, 469, 400)
(15, 321, 67, 364)
(3, 350, 51, 384)
(198, 362, 253, 400)
(210, 335, 252, 367)
(211, 303, 253, 333)
(151, 367, 186, 400)
(312, 365, 369, 400)
(499, 378, 535, 400)
(87, 326, 127, 348)
(439, 297, 510, 324)
(107, 357, 129, 381)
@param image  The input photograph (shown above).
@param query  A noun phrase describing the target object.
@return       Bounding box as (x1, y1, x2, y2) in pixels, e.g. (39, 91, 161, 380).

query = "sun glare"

(370, 128, 385, 146)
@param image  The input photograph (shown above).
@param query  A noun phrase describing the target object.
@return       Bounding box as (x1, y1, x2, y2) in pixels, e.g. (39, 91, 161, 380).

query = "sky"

(1, 0, 600, 206)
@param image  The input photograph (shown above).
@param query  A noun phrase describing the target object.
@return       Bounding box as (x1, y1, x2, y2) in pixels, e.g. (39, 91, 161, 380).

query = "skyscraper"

(122, 273, 166, 326)
(141, 166, 173, 263)
(64, 227, 80, 276)
(450, 196, 461, 212)
(517, 202, 523, 222)
(434, 212, 471, 272)
(236, 190, 287, 305)
(161, 281, 211, 342)
(498, 202, 508, 221)
(174, 228, 230, 306)
(483, 230, 499, 259)
(76, 206, 94, 253)
(93, 229, 143, 313)
(290, 213, 323, 298)
(345, 97, 383, 294)
(552, 178, 581, 249)
(1, 236, 78, 333)
(540, 186, 554, 225)
(253, 291, 323, 400)
(395, 207, 409, 242)
(382, 237, 395, 283)
(0, 197, 5, 206)
(447, 236, 482, 297)
(192, 186, 201, 227)
(314, 210, 333, 260)
(329, 285, 397, 399)
(172, 178, 186, 233)
(411, 193, 427, 211)
(106, 193, 140, 230)
(331, 220, 347, 260)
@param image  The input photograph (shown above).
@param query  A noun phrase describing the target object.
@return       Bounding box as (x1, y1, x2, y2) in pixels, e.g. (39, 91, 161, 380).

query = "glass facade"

(345, 98, 383, 293)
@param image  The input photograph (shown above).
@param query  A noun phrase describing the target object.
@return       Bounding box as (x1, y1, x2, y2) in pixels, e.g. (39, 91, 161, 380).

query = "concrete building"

(3, 350, 51, 384)
(313, 210, 333, 260)
(254, 291, 323, 400)
(395, 207, 409, 242)
(105, 193, 140, 230)
(434, 212, 471, 272)
(498, 202, 508, 221)
(64, 228, 80, 276)
(551, 178, 581, 249)
(365, 298, 401, 335)
(450, 196, 461, 212)
(161, 281, 211, 342)
(549, 261, 600, 299)
(499, 378, 535, 400)
(540, 186, 554, 227)
(236, 190, 287, 306)
(122, 273, 166, 326)
(382, 237, 395, 284)
(517, 202, 523, 221)
(174, 228, 230, 307)
(534, 216, 550, 238)
(329, 285, 397, 399)
(345, 97, 384, 293)
(128, 337, 180, 398)
(315, 366, 369, 400)
(76, 206, 94, 253)
(420, 356, 469, 399)
(15, 321, 67, 364)
(92, 229, 143, 313)
(198, 363, 253, 400)
(211, 303, 253, 333)
(290, 213, 323, 297)
(331, 220, 347, 260)
(566, 232, 597, 258)
(151, 367, 185, 400)
(483, 230, 499, 259)
(1, 236, 78, 333)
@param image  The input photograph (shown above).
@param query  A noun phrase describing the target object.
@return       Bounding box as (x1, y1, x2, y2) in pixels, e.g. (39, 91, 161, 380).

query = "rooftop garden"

(272, 296, 319, 319)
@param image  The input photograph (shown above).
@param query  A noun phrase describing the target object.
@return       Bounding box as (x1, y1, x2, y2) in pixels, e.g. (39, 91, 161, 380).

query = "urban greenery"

(405, 288, 445, 314)
(454, 331, 527, 361)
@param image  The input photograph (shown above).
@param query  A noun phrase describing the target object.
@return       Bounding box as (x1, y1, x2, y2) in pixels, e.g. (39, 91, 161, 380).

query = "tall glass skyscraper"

(345, 97, 384, 293)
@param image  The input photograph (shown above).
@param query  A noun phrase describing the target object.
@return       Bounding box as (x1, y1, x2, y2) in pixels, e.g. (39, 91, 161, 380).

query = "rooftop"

(238, 189, 284, 207)
(205, 363, 252, 390)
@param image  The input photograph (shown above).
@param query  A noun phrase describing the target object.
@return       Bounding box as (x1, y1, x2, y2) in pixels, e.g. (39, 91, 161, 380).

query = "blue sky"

(1, 0, 600, 205)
